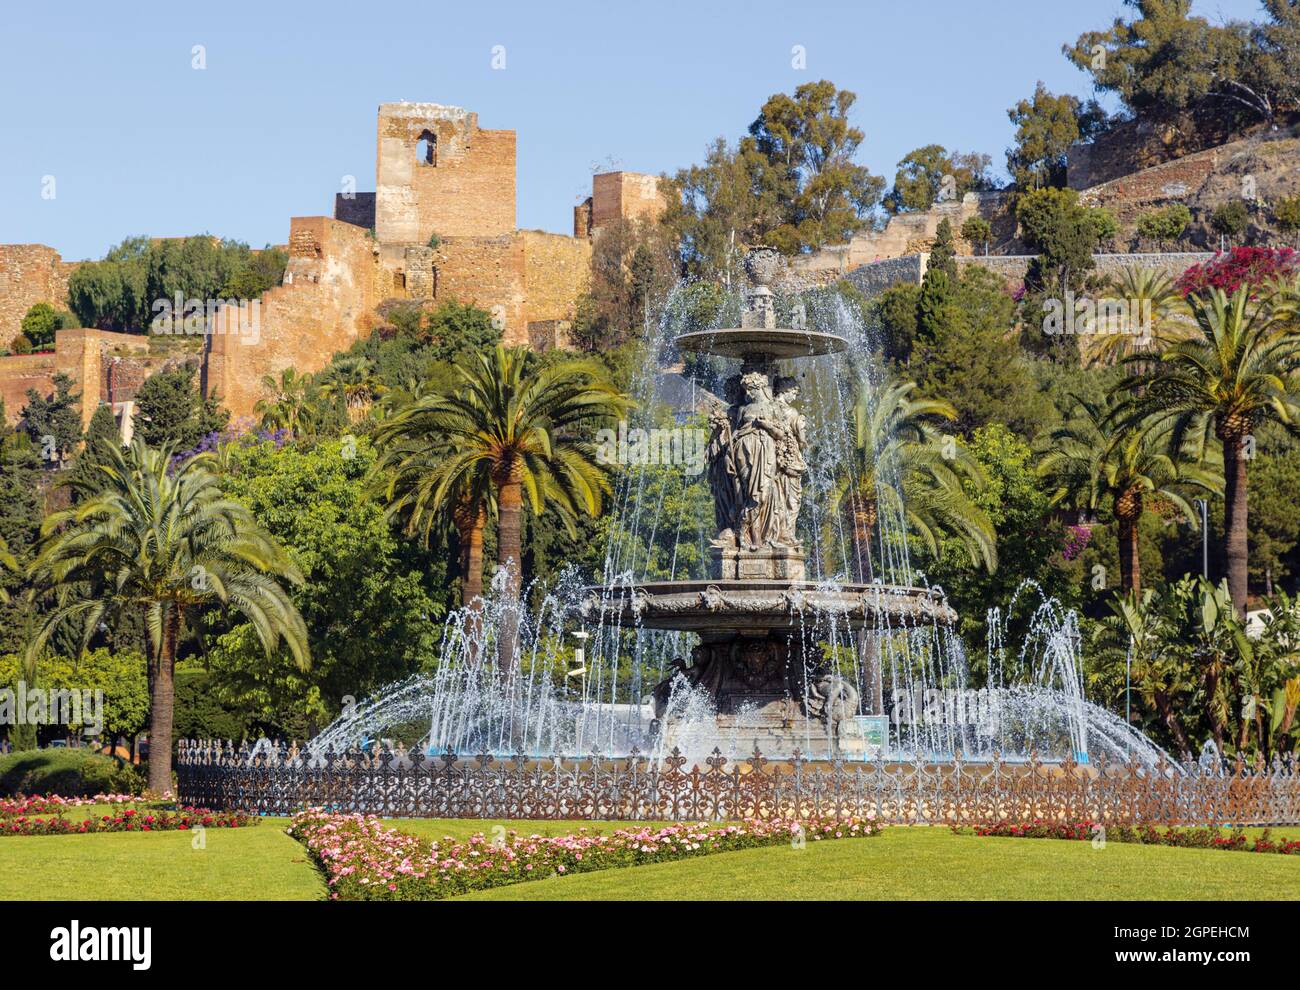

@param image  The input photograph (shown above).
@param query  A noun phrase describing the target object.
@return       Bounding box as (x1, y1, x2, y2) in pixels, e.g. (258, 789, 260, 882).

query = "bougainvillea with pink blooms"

(288, 810, 882, 900)
(2, 805, 254, 836)
(1175, 246, 1299, 297)
(964, 820, 1300, 854)
(1061, 524, 1092, 561)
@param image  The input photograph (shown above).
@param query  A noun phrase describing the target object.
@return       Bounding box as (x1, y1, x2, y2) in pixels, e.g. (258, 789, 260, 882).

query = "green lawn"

(0, 818, 1295, 901)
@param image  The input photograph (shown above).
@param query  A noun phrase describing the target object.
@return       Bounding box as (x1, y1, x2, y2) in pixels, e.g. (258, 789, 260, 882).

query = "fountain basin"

(581, 580, 956, 634)
(674, 327, 848, 360)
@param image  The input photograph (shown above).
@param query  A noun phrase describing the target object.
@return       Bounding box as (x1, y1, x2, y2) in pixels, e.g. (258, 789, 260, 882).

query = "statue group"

(707, 370, 807, 551)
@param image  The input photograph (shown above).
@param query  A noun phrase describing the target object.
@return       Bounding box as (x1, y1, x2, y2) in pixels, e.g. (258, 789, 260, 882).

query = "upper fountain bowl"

(674, 327, 849, 360)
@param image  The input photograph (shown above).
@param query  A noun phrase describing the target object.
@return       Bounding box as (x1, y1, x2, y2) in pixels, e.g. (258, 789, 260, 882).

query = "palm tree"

(1039, 394, 1220, 595)
(370, 424, 496, 607)
(378, 347, 628, 663)
(28, 439, 308, 794)
(319, 356, 382, 422)
(1119, 286, 1300, 616)
(1087, 266, 1186, 367)
(829, 379, 996, 583)
(253, 367, 315, 437)
(1092, 589, 1196, 755)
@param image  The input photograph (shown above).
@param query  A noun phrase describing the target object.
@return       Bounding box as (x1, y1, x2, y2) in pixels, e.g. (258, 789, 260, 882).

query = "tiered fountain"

(583, 247, 953, 757)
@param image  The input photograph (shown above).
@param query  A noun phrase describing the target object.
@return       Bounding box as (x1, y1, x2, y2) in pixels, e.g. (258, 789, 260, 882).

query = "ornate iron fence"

(175, 740, 1300, 825)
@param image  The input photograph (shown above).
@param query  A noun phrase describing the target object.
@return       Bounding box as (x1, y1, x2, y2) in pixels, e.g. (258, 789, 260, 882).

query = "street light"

(1193, 499, 1209, 578)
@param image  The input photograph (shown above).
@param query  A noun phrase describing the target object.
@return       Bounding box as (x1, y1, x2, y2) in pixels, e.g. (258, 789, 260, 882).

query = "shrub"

(1175, 246, 1300, 297)
(960, 216, 992, 250)
(0, 749, 144, 798)
(1210, 200, 1250, 239)
(1135, 204, 1191, 245)
(1275, 196, 1300, 236)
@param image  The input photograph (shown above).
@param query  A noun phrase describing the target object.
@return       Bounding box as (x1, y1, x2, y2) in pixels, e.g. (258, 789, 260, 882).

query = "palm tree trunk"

(496, 472, 524, 670)
(1223, 432, 1250, 619)
(147, 605, 180, 796)
(459, 509, 487, 607)
(1117, 517, 1141, 596)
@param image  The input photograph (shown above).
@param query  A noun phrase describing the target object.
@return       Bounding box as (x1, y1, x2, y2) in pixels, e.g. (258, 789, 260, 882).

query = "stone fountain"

(584, 247, 955, 757)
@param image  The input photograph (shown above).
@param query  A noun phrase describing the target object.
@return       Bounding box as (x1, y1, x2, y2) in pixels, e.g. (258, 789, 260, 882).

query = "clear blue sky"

(0, 0, 1269, 260)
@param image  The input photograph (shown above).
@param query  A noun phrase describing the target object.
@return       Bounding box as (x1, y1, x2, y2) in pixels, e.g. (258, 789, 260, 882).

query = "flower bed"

(1, 797, 255, 836)
(0, 793, 139, 817)
(965, 821, 1300, 855)
(288, 810, 882, 901)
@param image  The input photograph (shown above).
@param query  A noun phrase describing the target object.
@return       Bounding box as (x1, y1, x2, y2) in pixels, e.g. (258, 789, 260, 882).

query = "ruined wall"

(0, 353, 56, 424)
(205, 217, 380, 419)
(1, 328, 152, 427)
(520, 230, 591, 325)
(429, 234, 526, 345)
(0, 244, 80, 349)
(375, 103, 515, 246)
(1078, 133, 1300, 247)
(794, 192, 1013, 277)
(840, 252, 1215, 301)
(590, 172, 666, 234)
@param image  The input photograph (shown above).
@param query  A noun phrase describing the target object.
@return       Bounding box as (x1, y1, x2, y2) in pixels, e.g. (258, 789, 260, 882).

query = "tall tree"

(29, 439, 307, 793)
(254, 367, 316, 437)
(1006, 83, 1106, 190)
(21, 373, 82, 467)
(747, 80, 885, 253)
(386, 347, 628, 664)
(884, 145, 993, 214)
(1039, 395, 1220, 594)
(1120, 287, 1300, 615)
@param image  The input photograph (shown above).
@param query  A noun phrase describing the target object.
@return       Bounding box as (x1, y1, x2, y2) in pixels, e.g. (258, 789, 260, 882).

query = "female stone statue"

(773, 376, 807, 547)
(730, 371, 784, 549)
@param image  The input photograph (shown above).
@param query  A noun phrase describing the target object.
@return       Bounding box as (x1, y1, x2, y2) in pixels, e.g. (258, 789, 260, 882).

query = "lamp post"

(1193, 499, 1209, 578)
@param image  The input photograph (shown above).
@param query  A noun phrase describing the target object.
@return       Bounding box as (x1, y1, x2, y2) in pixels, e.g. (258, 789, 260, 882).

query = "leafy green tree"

(65, 403, 122, 498)
(29, 439, 308, 793)
(132, 365, 228, 450)
(1038, 395, 1220, 594)
(1275, 195, 1300, 242)
(960, 216, 992, 254)
(21, 373, 82, 467)
(1243, 447, 1300, 594)
(205, 436, 440, 734)
(1016, 187, 1103, 298)
(222, 246, 287, 299)
(1211, 200, 1251, 240)
(914, 266, 1045, 437)
(1120, 287, 1300, 616)
(1066, 0, 1281, 128)
(936, 423, 1080, 652)
(746, 80, 885, 252)
(664, 137, 783, 282)
(1006, 82, 1106, 190)
(20, 302, 72, 349)
(393, 348, 627, 664)
(0, 416, 44, 655)
(424, 300, 503, 364)
(917, 220, 957, 346)
(884, 145, 993, 213)
(869, 282, 922, 366)
(1089, 266, 1186, 367)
